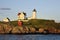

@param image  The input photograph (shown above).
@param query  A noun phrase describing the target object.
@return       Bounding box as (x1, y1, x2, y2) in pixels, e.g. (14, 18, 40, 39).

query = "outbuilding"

(3, 17, 10, 22)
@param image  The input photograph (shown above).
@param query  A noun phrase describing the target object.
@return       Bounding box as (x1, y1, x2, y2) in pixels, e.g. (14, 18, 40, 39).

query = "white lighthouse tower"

(32, 9, 36, 19)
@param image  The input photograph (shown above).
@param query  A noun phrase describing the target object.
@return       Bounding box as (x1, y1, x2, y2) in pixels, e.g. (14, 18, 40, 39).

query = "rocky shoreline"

(0, 23, 60, 34)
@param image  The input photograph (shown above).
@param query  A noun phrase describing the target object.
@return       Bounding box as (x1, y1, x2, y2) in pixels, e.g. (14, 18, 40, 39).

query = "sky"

(0, 0, 60, 22)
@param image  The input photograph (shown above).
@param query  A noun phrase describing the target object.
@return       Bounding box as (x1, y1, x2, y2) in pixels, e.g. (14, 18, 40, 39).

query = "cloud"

(0, 8, 11, 10)
(0, 13, 4, 14)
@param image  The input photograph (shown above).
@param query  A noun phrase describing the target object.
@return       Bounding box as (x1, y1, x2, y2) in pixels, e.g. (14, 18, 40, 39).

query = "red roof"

(18, 12, 26, 16)
(18, 13, 21, 15)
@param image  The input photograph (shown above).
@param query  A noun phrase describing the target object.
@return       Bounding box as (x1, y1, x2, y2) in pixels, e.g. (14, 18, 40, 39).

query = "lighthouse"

(17, 9, 37, 21)
(32, 9, 36, 19)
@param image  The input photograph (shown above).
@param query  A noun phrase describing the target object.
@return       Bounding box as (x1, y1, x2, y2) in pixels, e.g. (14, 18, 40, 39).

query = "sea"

(0, 34, 60, 40)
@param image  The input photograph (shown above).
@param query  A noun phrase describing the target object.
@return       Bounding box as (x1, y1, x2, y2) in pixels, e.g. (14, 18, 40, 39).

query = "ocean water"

(0, 34, 60, 40)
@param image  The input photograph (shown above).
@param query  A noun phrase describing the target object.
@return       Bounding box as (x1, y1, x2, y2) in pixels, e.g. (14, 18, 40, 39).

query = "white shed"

(3, 18, 10, 22)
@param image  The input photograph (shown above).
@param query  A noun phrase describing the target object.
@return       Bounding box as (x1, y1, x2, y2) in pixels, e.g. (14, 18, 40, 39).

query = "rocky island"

(0, 19, 60, 34)
(0, 9, 60, 34)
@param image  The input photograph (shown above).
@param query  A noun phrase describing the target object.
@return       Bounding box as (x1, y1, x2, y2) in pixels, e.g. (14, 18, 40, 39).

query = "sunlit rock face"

(11, 27, 21, 33)
(0, 24, 12, 33)
(39, 28, 44, 33)
(0, 25, 5, 33)
(23, 27, 29, 33)
(29, 27, 36, 33)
